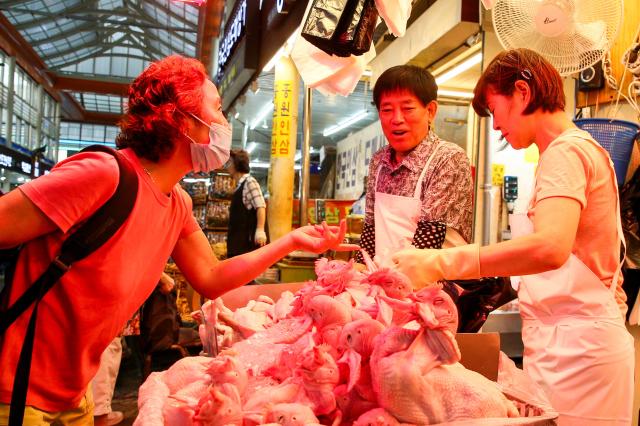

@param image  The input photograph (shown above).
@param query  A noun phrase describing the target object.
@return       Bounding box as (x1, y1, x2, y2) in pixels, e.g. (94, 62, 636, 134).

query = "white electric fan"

(492, 0, 623, 76)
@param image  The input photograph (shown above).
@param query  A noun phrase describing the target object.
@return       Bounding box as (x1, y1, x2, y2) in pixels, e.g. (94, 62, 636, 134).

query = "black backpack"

(0, 145, 138, 426)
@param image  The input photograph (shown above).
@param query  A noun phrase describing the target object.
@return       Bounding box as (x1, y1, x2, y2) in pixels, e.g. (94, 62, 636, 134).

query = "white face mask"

(185, 113, 232, 173)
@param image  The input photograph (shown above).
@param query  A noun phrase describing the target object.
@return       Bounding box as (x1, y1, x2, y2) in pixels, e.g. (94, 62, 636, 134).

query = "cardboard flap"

(456, 332, 500, 381)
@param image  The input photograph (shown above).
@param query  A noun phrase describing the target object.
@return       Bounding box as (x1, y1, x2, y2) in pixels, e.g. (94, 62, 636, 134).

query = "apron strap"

(413, 141, 445, 198)
(560, 129, 626, 294)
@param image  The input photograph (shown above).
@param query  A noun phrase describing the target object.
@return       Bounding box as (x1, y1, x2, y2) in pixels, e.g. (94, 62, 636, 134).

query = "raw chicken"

(264, 403, 321, 425)
(135, 257, 536, 426)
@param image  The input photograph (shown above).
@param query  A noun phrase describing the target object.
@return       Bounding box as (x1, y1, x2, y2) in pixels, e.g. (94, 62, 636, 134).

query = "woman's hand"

(288, 220, 359, 254)
(392, 244, 481, 289)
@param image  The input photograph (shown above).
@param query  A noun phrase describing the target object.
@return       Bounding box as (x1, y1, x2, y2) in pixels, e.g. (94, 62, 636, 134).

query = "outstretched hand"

(289, 220, 360, 254)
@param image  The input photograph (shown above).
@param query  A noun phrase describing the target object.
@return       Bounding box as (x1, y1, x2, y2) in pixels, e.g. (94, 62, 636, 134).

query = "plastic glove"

(392, 244, 481, 290)
(254, 228, 267, 246)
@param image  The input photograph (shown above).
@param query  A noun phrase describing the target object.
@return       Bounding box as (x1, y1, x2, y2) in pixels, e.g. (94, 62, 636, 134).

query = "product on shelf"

(206, 199, 231, 228)
(182, 180, 208, 204)
(193, 205, 207, 229)
(209, 173, 236, 199)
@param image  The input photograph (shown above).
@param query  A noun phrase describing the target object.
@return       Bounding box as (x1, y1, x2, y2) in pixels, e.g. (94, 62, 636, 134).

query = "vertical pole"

(5, 56, 16, 146)
(53, 102, 60, 162)
(268, 56, 299, 242)
(300, 86, 312, 227)
(35, 85, 44, 150)
(241, 121, 248, 150)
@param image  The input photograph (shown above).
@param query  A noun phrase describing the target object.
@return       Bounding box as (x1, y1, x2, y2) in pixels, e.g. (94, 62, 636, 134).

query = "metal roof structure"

(0, 0, 223, 123)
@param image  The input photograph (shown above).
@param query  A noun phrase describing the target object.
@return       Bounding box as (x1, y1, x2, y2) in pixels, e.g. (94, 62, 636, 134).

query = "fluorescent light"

(435, 53, 482, 85)
(362, 69, 372, 77)
(250, 102, 273, 130)
(438, 89, 474, 99)
(323, 110, 369, 137)
(294, 151, 301, 161)
(246, 142, 258, 154)
(0, 176, 6, 181)
(234, 111, 239, 119)
(183, 178, 210, 183)
(250, 161, 301, 170)
(250, 161, 270, 169)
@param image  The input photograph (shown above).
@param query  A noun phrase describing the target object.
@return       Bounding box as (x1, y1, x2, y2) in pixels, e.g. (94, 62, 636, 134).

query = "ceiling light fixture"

(250, 161, 270, 169)
(438, 89, 474, 99)
(323, 110, 369, 137)
(246, 142, 258, 154)
(262, 30, 299, 73)
(434, 53, 482, 86)
(251, 161, 301, 170)
(234, 111, 240, 119)
(250, 102, 274, 130)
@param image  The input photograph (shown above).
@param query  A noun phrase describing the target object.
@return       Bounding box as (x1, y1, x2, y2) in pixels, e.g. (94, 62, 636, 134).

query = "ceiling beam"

(52, 75, 130, 97)
(9, 1, 94, 31)
(137, 0, 197, 31)
(28, 22, 97, 47)
(0, 13, 59, 99)
(58, 91, 85, 121)
(83, 111, 122, 126)
(2, 7, 198, 32)
(125, 0, 197, 46)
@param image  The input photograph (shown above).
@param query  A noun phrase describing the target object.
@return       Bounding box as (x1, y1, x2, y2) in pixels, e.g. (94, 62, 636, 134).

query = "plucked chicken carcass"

(135, 256, 530, 425)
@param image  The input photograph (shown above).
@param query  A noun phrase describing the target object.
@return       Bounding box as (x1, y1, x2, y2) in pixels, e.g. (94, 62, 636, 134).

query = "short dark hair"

(230, 149, 250, 173)
(116, 55, 207, 162)
(373, 65, 438, 109)
(472, 48, 565, 117)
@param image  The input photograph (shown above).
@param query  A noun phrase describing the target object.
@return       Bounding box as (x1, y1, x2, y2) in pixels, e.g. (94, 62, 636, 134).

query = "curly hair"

(116, 55, 208, 162)
(472, 48, 565, 117)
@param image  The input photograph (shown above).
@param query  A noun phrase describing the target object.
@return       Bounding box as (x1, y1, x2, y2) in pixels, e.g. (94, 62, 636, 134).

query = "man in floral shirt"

(356, 65, 473, 262)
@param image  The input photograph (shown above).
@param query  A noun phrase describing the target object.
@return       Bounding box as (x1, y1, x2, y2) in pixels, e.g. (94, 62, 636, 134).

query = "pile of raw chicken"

(134, 255, 527, 425)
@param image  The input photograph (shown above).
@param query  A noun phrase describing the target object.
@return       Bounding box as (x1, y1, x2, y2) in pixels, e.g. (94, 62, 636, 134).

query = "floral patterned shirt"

(357, 131, 474, 260)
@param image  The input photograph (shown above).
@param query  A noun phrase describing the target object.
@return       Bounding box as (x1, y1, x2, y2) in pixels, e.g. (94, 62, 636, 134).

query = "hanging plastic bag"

(301, 0, 378, 57)
(374, 0, 413, 37)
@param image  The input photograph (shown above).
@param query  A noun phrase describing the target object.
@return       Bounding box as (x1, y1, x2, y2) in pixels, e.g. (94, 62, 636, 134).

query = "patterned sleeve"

(421, 149, 474, 243)
(412, 220, 447, 249)
(245, 176, 266, 209)
(354, 222, 375, 263)
(364, 152, 381, 225)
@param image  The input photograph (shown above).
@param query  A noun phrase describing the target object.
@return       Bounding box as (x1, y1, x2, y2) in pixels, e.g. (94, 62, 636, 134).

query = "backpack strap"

(2, 145, 138, 426)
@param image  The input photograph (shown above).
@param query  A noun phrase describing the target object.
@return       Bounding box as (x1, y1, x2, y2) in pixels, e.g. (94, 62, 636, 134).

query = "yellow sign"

(271, 80, 294, 157)
(524, 144, 539, 163)
(492, 164, 505, 186)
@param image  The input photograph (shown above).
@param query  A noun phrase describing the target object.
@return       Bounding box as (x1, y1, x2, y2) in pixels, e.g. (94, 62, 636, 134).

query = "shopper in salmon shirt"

(393, 48, 634, 425)
(0, 55, 352, 425)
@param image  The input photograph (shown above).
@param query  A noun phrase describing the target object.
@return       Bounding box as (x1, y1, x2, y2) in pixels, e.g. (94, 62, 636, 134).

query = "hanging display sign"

(0, 144, 50, 178)
(335, 120, 386, 200)
(217, 0, 260, 111)
(270, 79, 294, 157)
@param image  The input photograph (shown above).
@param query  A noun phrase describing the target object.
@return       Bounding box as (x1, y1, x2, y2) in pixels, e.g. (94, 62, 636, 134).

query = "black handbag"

(301, 0, 378, 57)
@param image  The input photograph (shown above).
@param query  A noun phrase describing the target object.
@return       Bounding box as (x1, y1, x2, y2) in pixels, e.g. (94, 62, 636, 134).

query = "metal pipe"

(300, 86, 312, 226)
(481, 117, 493, 246)
(242, 121, 248, 150)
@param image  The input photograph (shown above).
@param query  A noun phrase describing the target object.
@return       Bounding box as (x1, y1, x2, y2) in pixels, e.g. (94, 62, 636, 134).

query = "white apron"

(510, 130, 635, 425)
(374, 142, 443, 257)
